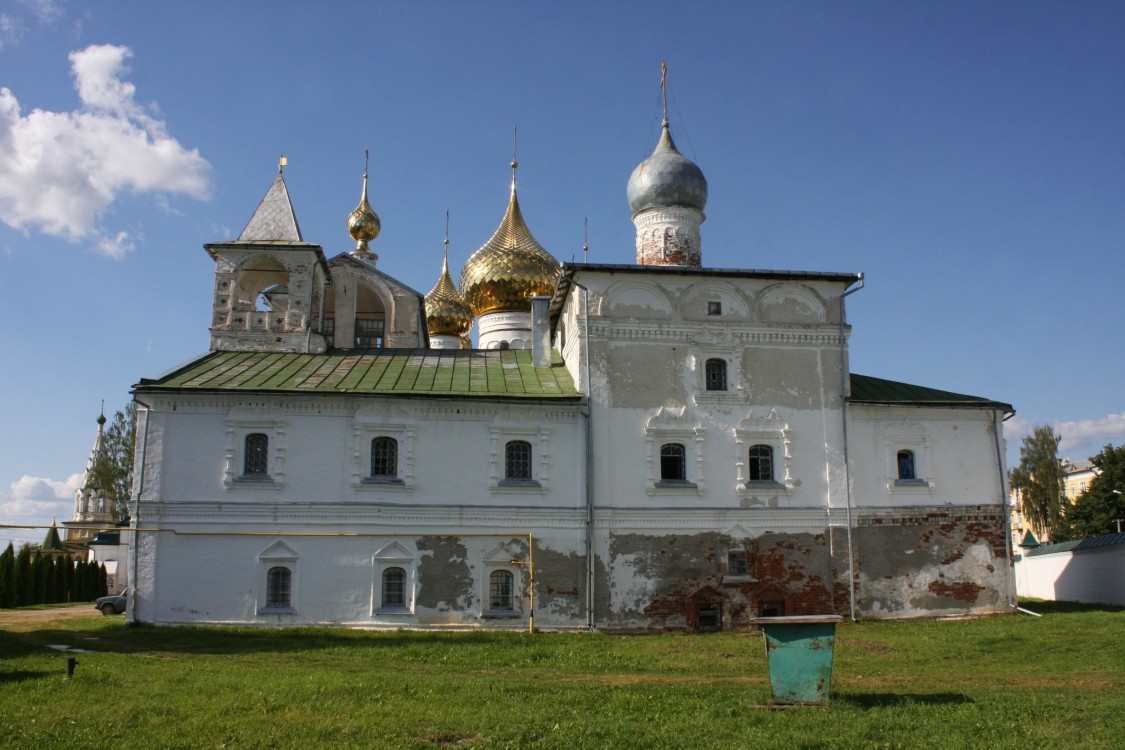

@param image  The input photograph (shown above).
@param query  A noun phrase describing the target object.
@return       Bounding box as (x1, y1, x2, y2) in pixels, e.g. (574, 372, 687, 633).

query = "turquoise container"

(752, 615, 843, 704)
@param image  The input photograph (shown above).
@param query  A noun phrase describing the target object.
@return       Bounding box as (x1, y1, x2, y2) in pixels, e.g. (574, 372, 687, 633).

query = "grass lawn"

(1, 601, 1122, 749)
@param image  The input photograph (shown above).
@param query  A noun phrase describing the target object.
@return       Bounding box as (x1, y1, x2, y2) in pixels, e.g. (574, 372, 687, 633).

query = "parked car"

(95, 593, 127, 615)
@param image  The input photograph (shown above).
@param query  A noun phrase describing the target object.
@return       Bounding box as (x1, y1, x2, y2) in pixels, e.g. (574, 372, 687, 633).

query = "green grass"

(2, 602, 1123, 749)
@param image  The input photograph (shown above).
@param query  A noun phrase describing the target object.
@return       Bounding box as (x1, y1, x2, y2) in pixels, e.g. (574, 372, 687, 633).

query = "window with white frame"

(482, 542, 522, 617)
(372, 541, 415, 615)
(885, 422, 931, 491)
(352, 415, 414, 490)
(257, 540, 298, 614)
(735, 409, 793, 495)
(225, 409, 286, 489)
(645, 406, 704, 493)
(692, 348, 743, 402)
(489, 425, 550, 492)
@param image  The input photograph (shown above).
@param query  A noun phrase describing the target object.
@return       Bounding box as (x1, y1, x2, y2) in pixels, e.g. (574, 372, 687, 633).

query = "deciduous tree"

(1066, 444, 1125, 539)
(1009, 425, 1066, 540)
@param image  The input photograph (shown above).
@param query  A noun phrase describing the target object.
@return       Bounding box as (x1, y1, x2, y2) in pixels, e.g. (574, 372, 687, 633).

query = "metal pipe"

(130, 396, 152, 626)
(839, 273, 864, 621)
(569, 279, 596, 630)
(993, 407, 1018, 608)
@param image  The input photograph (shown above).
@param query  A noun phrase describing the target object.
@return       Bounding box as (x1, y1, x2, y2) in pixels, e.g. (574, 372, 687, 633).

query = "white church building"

(127, 106, 1015, 631)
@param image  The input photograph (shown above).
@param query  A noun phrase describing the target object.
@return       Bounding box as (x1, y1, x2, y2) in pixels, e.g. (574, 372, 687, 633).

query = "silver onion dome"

(626, 124, 708, 216)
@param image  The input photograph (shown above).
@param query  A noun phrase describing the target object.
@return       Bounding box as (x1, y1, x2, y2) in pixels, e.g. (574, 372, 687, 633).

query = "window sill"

(354, 477, 411, 492)
(228, 475, 282, 491)
(721, 574, 758, 585)
(499, 478, 540, 487)
(374, 607, 412, 616)
(894, 479, 929, 487)
(257, 606, 296, 615)
(482, 610, 521, 618)
(736, 480, 793, 497)
(654, 480, 698, 490)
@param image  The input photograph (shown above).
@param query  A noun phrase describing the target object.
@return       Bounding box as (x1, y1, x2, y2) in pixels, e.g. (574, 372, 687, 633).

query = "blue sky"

(2, 1, 1123, 547)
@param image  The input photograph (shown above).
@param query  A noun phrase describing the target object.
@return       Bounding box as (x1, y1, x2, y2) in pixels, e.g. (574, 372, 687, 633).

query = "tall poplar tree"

(1009, 425, 1067, 541)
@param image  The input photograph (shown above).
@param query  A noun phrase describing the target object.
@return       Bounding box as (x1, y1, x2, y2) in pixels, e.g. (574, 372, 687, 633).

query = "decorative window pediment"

(257, 540, 298, 615)
(373, 541, 416, 615)
(488, 422, 550, 493)
(352, 409, 414, 491)
(644, 406, 704, 495)
(225, 408, 286, 490)
(734, 409, 794, 495)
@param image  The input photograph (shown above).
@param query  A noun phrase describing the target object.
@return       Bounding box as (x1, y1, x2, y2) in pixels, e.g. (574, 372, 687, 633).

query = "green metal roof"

(136, 349, 580, 400)
(1024, 532, 1125, 556)
(849, 373, 1013, 413)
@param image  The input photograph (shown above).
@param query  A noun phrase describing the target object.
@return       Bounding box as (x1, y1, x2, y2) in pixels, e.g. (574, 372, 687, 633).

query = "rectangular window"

(707, 301, 722, 316)
(748, 445, 773, 482)
(727, 550, 748, 577)
(244, 433, 269, 475)
(705, 359, 728, 391)
(354, 317, 385, 349)
(505, 441, 533, 480)
(660, 443, 686, 482)
(489, 570, 514, 611)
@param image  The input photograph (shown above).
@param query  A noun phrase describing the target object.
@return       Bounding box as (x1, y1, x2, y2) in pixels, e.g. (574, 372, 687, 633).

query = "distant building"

(128, 94, 1016, 630)
(1009, 457, 1101, 545)
(62, 410, 115, 544)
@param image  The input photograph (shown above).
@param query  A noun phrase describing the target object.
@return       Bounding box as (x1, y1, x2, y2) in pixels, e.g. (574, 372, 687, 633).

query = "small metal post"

(65, 656, 78, 679)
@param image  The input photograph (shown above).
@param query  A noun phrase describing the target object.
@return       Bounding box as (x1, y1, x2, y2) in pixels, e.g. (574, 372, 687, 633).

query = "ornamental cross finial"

(660, 60, 668, 125)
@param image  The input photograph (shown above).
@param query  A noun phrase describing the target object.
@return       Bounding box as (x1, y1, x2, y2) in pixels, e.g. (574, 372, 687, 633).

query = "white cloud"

(0, 43, 212, 256)
(1004, 412, 1125, 462)
(0, 472, 80, 519)
(1056, 412, 1125, 454)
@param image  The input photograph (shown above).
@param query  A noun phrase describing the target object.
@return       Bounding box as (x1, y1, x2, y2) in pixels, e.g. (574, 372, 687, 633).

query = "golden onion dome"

(425, 253, 474, 338)
(459, 178, 560, 317)
(347, 169, 381, 258)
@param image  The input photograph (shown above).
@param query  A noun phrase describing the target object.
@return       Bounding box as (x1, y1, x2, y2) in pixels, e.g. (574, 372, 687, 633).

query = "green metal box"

(751, 615, 843, 704)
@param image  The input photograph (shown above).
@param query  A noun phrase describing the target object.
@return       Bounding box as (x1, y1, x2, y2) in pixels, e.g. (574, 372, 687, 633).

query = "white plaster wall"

(1015, 546, 1125, 606)
(847, 405, 1007, 508)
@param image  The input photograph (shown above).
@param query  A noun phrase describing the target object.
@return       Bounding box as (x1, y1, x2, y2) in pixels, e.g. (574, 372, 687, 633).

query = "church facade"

(127, 109, 1014, 631)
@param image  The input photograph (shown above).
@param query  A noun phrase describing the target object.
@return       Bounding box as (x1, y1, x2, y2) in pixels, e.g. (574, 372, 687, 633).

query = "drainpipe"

(130, 396, 152, 625)
(570, 279, 596, 630)
(993, 407, 1017, 608)
(839, 274, 864, 621)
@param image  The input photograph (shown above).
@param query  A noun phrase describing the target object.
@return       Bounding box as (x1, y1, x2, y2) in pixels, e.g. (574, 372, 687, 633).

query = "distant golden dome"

(348, 172, 381, 257)
(459, 180, 559, 317)
(426, 254, 474, 338)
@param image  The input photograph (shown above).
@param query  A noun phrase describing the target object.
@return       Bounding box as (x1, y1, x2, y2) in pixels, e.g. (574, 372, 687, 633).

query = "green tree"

(0, 543, 14, 608)
(89, 402, 137, 523)
(1066, 443, 1125, 539)
(1009, 425, 1066, 540)
(14, 545, 32, 606)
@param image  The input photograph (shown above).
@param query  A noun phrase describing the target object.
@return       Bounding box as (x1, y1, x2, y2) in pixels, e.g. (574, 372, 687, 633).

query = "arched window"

(660, 443, 687, 482)
(704, 358, 728, 391)
(266, 566, 291, 608)
(244, 433, 269, 475)
(381, 567, 406, 609)
(897, 450, 916, 481)
(748, 445, 774, 482)
(371, 437, 398, 478)
(489, 569, 514, 611)
(505, 441, 532, 480)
